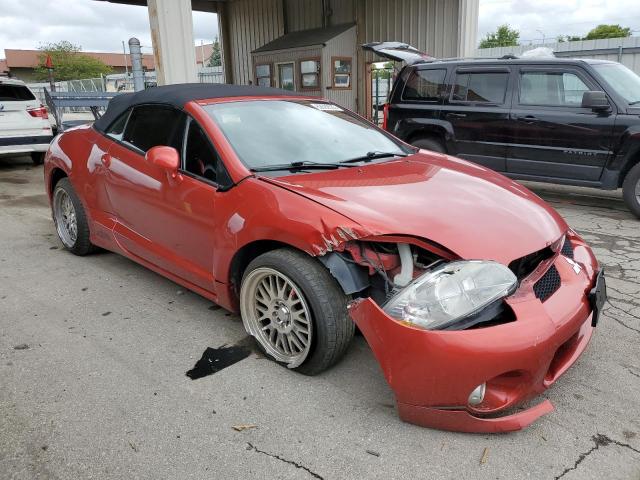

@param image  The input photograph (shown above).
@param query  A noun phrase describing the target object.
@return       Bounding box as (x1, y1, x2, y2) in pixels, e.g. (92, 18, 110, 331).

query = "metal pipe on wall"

(128, 37, 145, 92)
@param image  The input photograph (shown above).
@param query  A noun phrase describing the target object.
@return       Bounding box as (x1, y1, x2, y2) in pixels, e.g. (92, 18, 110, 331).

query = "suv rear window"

(452, 72, 509, 104)
(402, 69, 446, 101)
(0, 84, 36, 101)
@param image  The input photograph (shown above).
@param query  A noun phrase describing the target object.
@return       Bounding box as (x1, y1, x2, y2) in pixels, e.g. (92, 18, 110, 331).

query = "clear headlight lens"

(383, 261, 517, 330)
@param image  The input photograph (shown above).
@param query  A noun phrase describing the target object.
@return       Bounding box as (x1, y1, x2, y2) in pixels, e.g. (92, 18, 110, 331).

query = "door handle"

(446, 112, 467, 118)
(516, 115, 540, 123)
(100, 154, 111, 168)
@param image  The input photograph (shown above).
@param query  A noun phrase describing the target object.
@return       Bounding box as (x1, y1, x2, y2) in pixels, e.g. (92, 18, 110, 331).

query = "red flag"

(45, 54, 54, 69)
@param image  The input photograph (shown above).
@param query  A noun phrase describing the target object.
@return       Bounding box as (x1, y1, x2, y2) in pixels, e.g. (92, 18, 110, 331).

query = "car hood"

(263, 153, 567, 264)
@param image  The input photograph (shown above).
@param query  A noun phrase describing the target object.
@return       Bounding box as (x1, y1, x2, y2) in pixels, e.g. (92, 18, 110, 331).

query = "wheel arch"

(49, 168, 68, 196)
(618, 143, 640, 187)
(404, 123, 452, 151)
(227, 239, 311, 306)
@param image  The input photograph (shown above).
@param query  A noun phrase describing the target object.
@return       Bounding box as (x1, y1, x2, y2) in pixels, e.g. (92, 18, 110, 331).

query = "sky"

(0, 0, 219, 55)
(479, 0, 640, 44)
(1, 0, 639, 56)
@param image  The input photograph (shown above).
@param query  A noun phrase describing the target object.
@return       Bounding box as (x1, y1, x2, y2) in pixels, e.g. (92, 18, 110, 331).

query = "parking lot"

(1, 154, 639, 479)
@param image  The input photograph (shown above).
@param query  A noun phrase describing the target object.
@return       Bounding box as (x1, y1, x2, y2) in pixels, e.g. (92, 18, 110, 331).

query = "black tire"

(52, 178, 96, 256)
(622, 162, 640, 219)
(411, 137, 446, 153)
(31, 152, 45, 165)
(241, 248, 355, 376)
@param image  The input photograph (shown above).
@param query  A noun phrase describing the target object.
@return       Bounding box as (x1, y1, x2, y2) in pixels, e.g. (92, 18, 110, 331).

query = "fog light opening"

(468, 383, 486, 406)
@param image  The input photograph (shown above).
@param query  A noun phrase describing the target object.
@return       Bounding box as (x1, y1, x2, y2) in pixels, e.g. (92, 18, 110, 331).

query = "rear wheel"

(52, 178, 95, 255)
(622, 163, 640, 219)
(411, 137, 446, 153)
(240, 249, 354, 375)
(31, 152, 45, 165)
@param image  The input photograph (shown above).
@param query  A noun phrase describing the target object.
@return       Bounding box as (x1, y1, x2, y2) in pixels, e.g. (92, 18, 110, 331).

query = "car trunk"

(362, 42, 435, 65)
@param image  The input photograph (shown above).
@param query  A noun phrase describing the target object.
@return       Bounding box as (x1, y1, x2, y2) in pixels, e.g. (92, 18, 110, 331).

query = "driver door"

(104, 105, 219, 291)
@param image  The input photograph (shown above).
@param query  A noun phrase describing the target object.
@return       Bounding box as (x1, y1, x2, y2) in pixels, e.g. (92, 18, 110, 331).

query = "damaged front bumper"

(348, 241, 603, 433)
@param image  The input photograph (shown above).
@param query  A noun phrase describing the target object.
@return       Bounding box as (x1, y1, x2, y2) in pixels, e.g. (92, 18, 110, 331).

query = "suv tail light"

(28, 105, 49, 119)
(382, 103, 390, 131)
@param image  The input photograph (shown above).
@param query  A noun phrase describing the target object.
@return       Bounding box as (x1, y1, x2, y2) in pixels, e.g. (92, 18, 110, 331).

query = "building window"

(299, 58, 321, 89)
(255, 64, 272, 87)
(332, 57, 352, 89)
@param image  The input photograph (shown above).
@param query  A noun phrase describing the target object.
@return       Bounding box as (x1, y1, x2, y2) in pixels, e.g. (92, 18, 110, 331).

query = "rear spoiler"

(362, 42, 436, 65)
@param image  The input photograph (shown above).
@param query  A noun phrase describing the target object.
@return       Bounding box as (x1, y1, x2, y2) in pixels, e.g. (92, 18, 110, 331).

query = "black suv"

(364, 43, 640, 218)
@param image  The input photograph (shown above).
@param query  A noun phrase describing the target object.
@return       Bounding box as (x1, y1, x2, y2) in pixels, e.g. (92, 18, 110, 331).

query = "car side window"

(452, 71, 509, 104)
(122, 105, 184, 153)
(183, 119, 223, 184)
(402, 69, 447, 101)
(519, 71, 591, 107)
(105, 110, 129, 141)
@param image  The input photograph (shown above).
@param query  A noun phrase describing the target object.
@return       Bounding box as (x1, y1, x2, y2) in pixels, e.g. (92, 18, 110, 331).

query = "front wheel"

(240, 249, 354, 375)
(622, 163, 640, 219)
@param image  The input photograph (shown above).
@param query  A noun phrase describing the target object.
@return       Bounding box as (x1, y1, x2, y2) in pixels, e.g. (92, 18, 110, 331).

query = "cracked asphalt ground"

(1, 154, 639, 480)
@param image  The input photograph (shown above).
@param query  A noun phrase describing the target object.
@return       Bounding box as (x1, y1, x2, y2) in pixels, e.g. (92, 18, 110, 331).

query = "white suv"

(0, 77, 54, 165)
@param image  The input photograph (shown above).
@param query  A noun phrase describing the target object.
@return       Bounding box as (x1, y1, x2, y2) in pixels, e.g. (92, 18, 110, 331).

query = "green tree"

(479, 24, 520, 49)
(372, 62, 394, 79)
(584, 24, 631, 40)
(557, 35, 582, 43)
(34, 41, 111, 81)
(207, 38, 222, 67)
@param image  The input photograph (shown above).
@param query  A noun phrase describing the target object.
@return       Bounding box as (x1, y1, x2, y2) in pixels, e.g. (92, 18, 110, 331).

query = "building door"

(368, 62, 395, 125)
(276, 62, 295, 91)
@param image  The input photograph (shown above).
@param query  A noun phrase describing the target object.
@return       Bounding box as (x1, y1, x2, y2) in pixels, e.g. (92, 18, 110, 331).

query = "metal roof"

(252, 23, 355, 54)
(94, 0, 222, 13)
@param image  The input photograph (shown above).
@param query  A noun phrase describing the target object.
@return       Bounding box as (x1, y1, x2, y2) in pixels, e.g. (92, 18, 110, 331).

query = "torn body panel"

(348, 248, 598, 433)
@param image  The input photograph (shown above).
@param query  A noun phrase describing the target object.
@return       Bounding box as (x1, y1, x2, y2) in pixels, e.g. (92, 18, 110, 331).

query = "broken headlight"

(383, 261, 517, 330)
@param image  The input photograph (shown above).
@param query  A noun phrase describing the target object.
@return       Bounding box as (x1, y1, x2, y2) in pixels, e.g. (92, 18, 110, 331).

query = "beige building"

(100, 0, 479, 118)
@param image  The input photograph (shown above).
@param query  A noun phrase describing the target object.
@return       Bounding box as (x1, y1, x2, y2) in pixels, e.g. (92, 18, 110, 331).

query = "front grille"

(509, 247, 554, 281)
(561, 239, 574, 259)
(534, 265, 561, 302)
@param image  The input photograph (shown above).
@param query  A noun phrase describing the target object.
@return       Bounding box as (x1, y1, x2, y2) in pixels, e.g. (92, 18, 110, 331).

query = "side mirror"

(146, 146, 181, 179)
(582, 91, 610, 111)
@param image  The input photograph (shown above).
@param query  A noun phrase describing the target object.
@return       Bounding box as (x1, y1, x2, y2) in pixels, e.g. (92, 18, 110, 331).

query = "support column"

(147, 0, 198, 85)
(457, 0, 479, 58)
(217, 1, 234, 84)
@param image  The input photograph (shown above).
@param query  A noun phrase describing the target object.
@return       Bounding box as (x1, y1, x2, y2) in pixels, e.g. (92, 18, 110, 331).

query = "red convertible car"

(44, 84, 606, 433)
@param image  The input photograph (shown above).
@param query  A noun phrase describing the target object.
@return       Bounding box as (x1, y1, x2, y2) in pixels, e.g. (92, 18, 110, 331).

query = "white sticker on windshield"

(310, 103, 343, 112)
(219, 113, 242, 124)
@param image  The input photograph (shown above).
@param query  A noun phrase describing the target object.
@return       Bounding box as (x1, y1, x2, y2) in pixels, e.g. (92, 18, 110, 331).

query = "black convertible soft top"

(93, 83, 299, 132)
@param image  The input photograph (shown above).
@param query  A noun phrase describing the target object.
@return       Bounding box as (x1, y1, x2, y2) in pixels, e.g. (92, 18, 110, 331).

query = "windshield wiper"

(629, 100, 640, 106)
(250, 161, 357, 173)
(340, 150, 408, 164)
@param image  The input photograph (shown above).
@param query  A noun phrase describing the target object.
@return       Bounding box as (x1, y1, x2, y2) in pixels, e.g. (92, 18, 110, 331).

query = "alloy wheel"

(240, 267, 313, 368)
(53, 188, 78, 248)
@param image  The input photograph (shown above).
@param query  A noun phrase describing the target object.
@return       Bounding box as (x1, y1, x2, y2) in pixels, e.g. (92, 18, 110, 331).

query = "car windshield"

(592, 63, 640, 105)
(205, 100, 407, 171)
